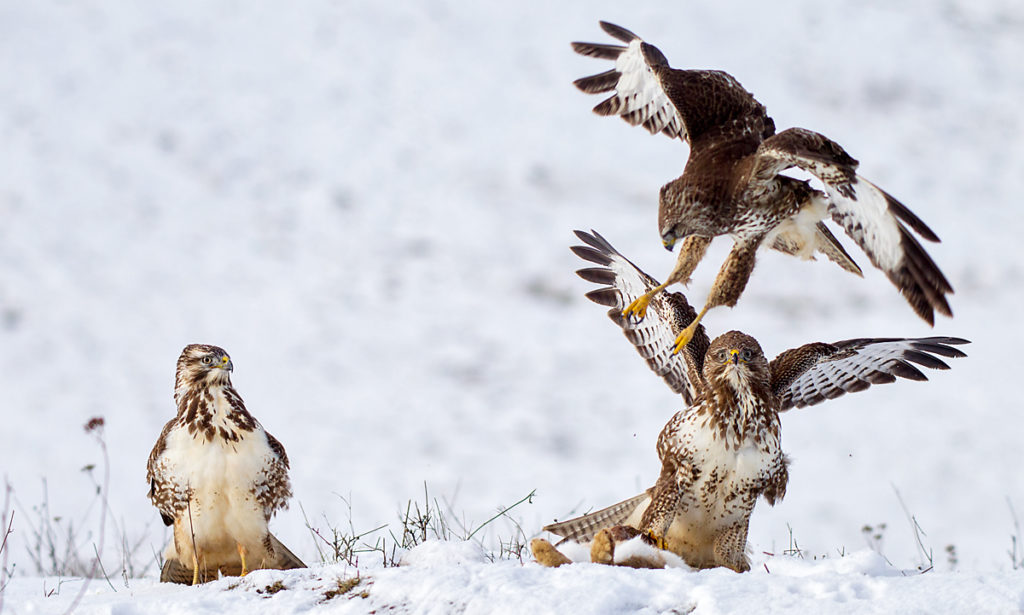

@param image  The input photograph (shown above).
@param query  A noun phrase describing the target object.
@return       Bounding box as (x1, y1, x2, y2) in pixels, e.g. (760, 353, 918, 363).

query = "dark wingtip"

(897, 225, 954, 324)
(885, 190, 941, 243)
(571, 41, 627, 61)
(572, 229, 619, 256)
(574, 69, 621, 94)
(910, 337, 969, 359)
(585, 288, 619, 307)
(639, 41, 669, 67)
(577, 267, 617, 285)
(599, 21, 639, 43)
(571, 245, 611, 267)
(891, 361, 928, 381)
(901, 349, 951, 371)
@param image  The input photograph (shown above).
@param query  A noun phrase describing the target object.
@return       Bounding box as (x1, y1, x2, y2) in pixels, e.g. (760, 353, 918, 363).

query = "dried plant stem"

(62, 418, 110, 615)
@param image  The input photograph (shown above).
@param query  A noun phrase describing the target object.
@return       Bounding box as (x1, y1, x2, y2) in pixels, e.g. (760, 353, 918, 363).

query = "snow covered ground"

(2, 0, 1024, 612)
(3, 542, 1024, 615)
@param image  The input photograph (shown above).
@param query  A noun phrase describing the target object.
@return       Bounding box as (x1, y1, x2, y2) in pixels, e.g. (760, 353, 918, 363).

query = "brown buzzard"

(532, 231, 967, 572)
(147, 344, 305, 584)
(572, 22, 953, 353)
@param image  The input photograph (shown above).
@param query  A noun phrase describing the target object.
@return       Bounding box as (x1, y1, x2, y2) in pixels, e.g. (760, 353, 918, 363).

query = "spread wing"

(754, 127, 953, 324)
(770, 336, 969, 411)
(571, 21, 774, 145)
(571, 230, 709, 404)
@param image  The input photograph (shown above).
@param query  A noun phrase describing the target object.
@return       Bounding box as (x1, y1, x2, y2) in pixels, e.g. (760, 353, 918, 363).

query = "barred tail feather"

(542, 493, 650, 544)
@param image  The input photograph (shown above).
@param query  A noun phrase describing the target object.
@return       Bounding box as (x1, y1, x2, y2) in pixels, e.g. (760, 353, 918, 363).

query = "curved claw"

(671, 305, 709, 355)
(623, 282, 669, 322)
(623, 293, 653, 322)
(642, 529, 667, 551)
(672, 324, 697, 355)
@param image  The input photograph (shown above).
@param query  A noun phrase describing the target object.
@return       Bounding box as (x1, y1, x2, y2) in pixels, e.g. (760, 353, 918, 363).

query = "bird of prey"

(532, 230, 967, 572)
(571, 22, 953, 353)
(147, 344, 305, 584)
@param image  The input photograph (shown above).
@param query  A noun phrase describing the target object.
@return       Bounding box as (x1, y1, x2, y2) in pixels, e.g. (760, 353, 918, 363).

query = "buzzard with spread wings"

(531, 231, 967, 572)
(572, 22, 953, 352)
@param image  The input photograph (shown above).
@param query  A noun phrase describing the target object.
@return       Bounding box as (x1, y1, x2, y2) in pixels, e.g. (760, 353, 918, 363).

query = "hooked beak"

(220, 356, 234, 372)
(729, 349, 740, 365)
(662, 235, 676, 252)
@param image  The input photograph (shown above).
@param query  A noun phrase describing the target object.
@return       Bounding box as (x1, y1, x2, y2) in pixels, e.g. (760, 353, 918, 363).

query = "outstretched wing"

(571, 21, 774, 144)
(770, 336, 969, 411)
(754, 127, 953, 325)
(571, 230, 710, 404)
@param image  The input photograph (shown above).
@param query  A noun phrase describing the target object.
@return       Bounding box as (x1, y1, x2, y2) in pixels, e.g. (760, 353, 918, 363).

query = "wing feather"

(572, 22, 777, 145)
(542, 493, 650, 544)
(572, 24, 687, 141)
(771, 337, 969, 411)
(146, 418, 181, 527)
(571, 230, 709, 402)
(755, 128, 952, 324)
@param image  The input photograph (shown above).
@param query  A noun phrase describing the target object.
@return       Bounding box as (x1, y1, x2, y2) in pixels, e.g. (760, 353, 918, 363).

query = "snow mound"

(399, 539, 488, 567)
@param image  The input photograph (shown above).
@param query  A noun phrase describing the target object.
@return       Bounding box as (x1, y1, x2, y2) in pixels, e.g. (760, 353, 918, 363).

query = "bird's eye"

(201, 355, 213, 366)
(716, 349, 729, 361)
(740, 349, 753, 362)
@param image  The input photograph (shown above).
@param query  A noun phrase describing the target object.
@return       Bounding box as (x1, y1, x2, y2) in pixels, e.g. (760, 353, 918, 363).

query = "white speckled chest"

(158, 391, 275, 550)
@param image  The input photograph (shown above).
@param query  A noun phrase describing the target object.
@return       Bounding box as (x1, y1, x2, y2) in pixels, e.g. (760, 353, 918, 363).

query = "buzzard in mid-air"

(531, 231, 967, 572)
(147, 344, 305, 584)
(572, 22, 953, 353)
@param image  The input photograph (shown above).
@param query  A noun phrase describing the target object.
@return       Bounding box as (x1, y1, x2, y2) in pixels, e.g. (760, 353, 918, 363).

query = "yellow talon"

(672, 305, 709, 355)
(672, 324, 697, 355)
(643, 529, 667, 550)
(623, 295, 652, 321)
(237, 543, 249, 577)
(623, 282, 669, 322)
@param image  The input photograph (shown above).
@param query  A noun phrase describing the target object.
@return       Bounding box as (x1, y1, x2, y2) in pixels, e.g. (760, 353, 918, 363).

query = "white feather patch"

(785, 339, 924, 408)
(762, 192, 829, 260)
(826, 177, 903, 272)
(610, 40, 684, 138)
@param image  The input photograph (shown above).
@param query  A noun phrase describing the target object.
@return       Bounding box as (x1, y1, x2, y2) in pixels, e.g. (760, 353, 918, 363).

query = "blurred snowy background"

(1, 0, 1022, 576)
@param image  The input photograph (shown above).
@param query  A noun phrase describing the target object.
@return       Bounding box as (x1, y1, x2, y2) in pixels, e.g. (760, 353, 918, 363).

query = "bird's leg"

(191, 550, 200, 586)
(237, 543, 249, 577)
(641, 529, 668, 550)
(713, 520, 752, 573)
(639, 463, 691, 550)
(623, 235, 711, 321)
(672, 240, 759, 354)
(623, 280, 668, 322)
(672, 305, 709, 355)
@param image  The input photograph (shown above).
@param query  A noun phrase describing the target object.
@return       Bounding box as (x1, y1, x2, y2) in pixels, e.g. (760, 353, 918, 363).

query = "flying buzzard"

(572, 22, 953, 353)
(147, 344, 305, 584)
(531, 230, 967, 572)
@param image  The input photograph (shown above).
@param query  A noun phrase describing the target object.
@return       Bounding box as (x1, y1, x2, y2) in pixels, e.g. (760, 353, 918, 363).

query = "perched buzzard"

(147, 344, 305, 584)
(572, 22, 953, 353)
(532, 231, 967, 572)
